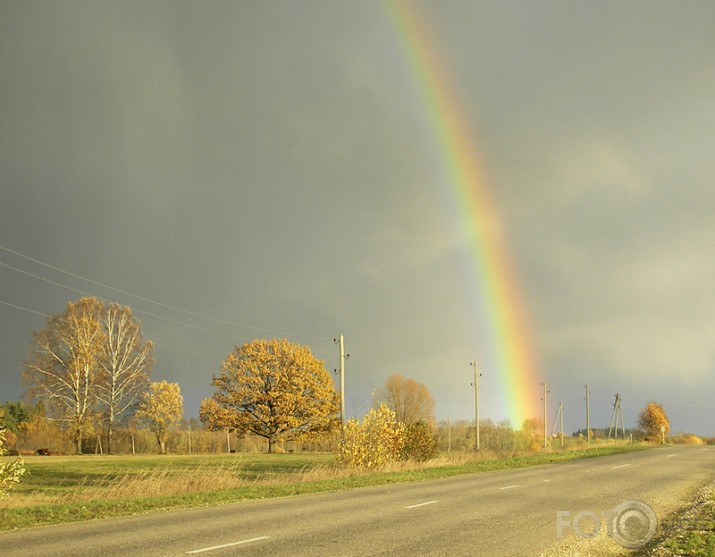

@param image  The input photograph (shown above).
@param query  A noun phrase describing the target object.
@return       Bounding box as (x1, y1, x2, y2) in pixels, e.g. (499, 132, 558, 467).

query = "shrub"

(339, 404, 405, 469)
(402, 421, 438, 462)
(671, 433, 705, 445)
(0, 428, 26, 499)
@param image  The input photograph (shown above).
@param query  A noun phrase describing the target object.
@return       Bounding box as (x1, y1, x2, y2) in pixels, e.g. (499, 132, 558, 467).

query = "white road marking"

(405, 500, 438, 509)
(500, 485, 519, 490)
(186, 536, 270, 554)
(666, 454, 679, 458)
(613, 464, 631, 469)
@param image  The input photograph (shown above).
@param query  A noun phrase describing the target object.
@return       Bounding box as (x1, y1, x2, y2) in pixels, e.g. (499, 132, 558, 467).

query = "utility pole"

(334, 334, 349, 431)
(550, 402, 564, 448)
(585, 385, 591, 447)
(447, 414, 452, 453)
(470, 361, 481, 450)
(608, 393, 624, 440)
(541, 381, 549, 448)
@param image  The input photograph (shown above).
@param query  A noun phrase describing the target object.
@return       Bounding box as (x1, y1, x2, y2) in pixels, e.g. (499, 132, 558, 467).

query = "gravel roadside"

(642, 480, 715, 556)
(538, 478, 715, 557)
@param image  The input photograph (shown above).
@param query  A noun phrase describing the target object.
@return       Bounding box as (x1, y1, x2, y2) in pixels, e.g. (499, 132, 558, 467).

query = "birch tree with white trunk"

(96, 303, 153, 454)
(23, 297, 105, 454)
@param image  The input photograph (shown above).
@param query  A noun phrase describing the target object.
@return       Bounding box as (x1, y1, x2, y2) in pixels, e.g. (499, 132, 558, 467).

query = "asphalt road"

(1, 446, 712, 556)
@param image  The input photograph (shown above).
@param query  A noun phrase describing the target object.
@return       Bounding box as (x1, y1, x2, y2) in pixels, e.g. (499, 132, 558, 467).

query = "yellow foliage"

(2, 429, 17, 448)
(137, 381, 183, 454)
(0, 429, 26, 499)
(637, 401, 670, 442)
(339, 404, 406, 469)
(23, 296, 153, 454)
(671, 433, 704, 445)
(24, 297, 106, 453)
(201, 339, 339, 452)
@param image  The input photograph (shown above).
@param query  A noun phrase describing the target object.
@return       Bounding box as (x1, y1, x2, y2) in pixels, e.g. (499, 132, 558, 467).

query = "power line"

(0, 297, 218, 360)
(0, 244, 330, 340)
(0, 261, 242, 340)
(1, 264, 337, 368)
(0, 261, 97, 299)
(0, 298, 51, 318)
(2, 290, 336, 367)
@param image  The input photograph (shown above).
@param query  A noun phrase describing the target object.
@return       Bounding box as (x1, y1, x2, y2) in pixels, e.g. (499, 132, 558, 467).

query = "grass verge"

(639, 481, 715, 556)
(0, 444, 643, 532)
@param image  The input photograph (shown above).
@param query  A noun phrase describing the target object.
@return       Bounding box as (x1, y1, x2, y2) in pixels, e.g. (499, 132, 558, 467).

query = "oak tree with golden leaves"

(137, 381, 183, 454)
(200, 339, 339, 453)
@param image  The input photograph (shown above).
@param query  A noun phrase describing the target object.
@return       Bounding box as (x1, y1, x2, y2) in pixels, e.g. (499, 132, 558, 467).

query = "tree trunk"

(106, 424, 113, 455)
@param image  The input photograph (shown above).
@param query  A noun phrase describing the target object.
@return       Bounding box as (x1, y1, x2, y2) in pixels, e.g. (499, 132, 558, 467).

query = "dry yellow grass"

(1, 443, 637, 513)
(0, 452, 481, 509)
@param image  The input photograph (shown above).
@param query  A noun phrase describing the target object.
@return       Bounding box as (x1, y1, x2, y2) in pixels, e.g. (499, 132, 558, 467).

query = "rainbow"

(387, 1, 540, 427)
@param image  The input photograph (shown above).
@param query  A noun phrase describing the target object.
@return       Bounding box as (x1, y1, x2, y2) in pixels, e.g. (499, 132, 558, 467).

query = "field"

(0, 445, 641, 531)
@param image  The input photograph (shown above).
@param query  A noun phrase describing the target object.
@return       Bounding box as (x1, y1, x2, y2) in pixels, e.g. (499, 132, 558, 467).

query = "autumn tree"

(373, 373, 435, 425)
(137, 381, 183, 454)
(200, 339, 339, 453)
(23, 297, 106, 454)
(23, 297, 153, 454)
(520, 418, 546, 452)
(16, 405, 70, 453)
(96, 303, 153, 454)
(637, 401, 670, 442)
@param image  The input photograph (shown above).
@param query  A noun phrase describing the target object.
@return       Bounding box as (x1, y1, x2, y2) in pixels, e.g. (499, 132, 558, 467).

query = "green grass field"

(0, 445, 642, 531)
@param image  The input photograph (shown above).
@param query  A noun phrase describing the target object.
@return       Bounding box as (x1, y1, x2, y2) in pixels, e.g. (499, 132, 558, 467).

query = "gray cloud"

(2, 1, 714, 435)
